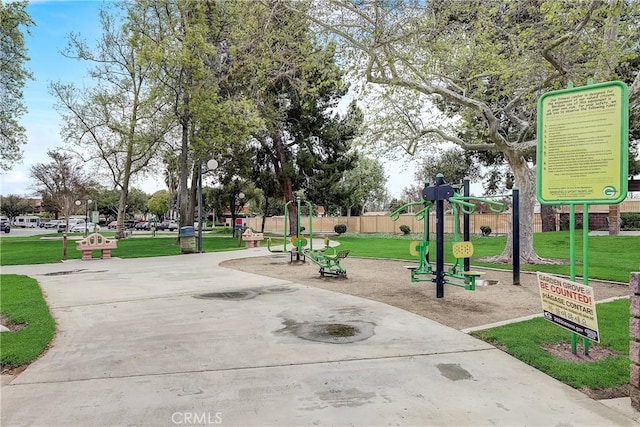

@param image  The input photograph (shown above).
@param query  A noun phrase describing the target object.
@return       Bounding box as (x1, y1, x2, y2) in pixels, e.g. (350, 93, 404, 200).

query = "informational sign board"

(537, 273, 599, 342)
(536, 81, 628, 204)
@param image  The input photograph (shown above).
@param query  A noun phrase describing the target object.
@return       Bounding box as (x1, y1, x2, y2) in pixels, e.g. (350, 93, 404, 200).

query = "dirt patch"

(539, 342, 626, 399)
(542, 341, 619, 363)
(0, 314, 27, 332)
(581, 384, 630, 400)
(220, 255, 629, 331)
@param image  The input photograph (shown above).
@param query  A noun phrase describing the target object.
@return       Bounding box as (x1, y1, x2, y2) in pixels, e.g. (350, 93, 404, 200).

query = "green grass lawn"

(1, 231, 634, 283)
(0, 233, 243, 265)
(471, 299, 630, 390)
(0, 275, 56, 368)
(335, 231, 638, 283)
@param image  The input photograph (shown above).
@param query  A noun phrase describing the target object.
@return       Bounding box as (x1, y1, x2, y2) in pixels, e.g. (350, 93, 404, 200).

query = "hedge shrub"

(334, 224, 347, 234)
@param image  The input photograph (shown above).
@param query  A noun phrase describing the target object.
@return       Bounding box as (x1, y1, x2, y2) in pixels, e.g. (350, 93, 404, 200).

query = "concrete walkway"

(1, 248, 637, 426)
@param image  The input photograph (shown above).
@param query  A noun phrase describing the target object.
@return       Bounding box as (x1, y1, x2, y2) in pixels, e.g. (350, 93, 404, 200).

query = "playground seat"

(461, 270, 484, 290)
(452, 241, 474, 258)
(307, 248, 349, 277)
(462, 271, 484, 278)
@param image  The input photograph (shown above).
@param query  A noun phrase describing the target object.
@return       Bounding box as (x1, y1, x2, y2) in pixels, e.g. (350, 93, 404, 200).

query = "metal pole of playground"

(435, 175, 445, 298)
(463, 178, 470, 272)
(512, 186, 520, 285)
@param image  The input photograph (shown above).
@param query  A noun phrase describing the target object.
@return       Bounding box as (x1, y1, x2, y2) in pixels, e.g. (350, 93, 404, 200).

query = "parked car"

(1, 220, 10, 233)
(57, 219, 86, 232)
(134, 221, 150, 231)
(156, 220, 178, 231)
(124, 220, 137, 230)
(43, 220, 63, 229)
(69, 222, 100, 233)
(107, 221, 118, 229)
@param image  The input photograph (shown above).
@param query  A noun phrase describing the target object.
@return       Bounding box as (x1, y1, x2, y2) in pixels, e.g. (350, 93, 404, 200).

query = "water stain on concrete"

(275, 319, 375, 344)
(436, 363, 473, 381)
(316, 388, 376, 407)
(194, 286, 297, 301)
(194, 290, 258, 300)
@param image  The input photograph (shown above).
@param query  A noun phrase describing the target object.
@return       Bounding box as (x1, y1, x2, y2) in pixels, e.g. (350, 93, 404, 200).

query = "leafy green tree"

(240, 1, 359, 234)
(51, 5, 170, 238)
(30, 151, 96, 235)
(126, 188, 149, 217)
(0, 1, 33, 170)
(415, 148, 481, 189)
(148, 190, 169, 220)
(337, 156, 388, 216)
(128, 0, 258, 229)
(0, 194, 31, 220)
(298, 0, 640, 262)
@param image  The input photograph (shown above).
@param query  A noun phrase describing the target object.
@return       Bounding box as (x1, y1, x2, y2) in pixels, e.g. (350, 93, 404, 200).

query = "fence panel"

(244, 205, 638, 235)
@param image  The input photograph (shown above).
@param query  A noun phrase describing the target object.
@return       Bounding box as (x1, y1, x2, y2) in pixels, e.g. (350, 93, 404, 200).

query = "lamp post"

(75, 198, 92, 236)
(198, 158, 218, 253)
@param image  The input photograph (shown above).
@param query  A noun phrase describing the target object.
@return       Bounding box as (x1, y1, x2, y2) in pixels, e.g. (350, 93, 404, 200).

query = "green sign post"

(536, 80, 629, 355)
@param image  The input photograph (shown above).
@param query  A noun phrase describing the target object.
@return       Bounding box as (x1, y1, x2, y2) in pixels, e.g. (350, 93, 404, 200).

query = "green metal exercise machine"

(390, 174, 504, 298)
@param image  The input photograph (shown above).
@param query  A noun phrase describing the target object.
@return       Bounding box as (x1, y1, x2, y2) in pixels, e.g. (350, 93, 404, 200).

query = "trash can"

(179, 226, 195, 254)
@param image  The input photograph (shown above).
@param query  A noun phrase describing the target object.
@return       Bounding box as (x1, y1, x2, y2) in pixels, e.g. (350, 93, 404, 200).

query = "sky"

(0, 0, 417, 199)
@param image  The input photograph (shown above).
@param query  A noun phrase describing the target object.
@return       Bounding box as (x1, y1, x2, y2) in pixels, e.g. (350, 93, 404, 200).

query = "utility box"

(179, 226, 195, 254)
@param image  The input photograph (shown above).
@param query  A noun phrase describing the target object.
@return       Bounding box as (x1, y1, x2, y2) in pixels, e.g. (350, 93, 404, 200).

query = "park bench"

(242, 228, 265, 248)
(76, 233, 117, 260)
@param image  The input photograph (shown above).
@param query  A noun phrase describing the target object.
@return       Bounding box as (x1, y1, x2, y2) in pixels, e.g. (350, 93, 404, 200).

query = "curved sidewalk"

(1, 248, 636, 426)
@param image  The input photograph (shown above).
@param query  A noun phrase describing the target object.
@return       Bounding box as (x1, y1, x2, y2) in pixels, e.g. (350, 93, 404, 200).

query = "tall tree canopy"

(240, 1, 360, 233)
(0, 1, 33, 170)
(51, 5, 168, 238)
(294, 0, 640, 263)
(129, 0, 258, 226)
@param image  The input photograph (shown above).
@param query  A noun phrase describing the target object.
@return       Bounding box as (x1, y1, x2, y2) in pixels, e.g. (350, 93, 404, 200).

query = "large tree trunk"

(599, 1, 623, 237)
(491, 156, 546, 264)
(178, 120, 190, 227)
(115, 143, 134, 239)
(274, 132, 297, 235)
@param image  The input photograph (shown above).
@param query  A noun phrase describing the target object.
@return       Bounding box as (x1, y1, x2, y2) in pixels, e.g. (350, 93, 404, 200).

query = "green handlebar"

(390, 200, 428, 221)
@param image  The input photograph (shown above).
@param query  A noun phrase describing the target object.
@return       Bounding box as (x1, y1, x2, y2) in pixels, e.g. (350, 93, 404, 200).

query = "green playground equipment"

(306, 247, 350, 278)
(267, 197, 313, 262)
(390, 201, 433, 281)
(266, 197, 348, 276)
(390, 174, 504, 298)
